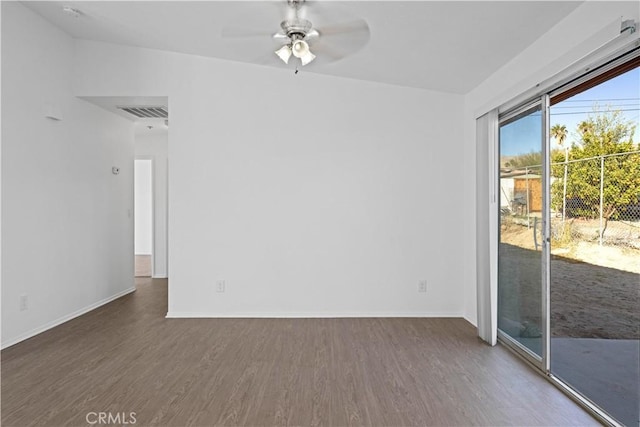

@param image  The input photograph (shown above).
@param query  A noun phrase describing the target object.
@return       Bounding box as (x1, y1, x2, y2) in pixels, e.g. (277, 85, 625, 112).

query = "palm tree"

(551, 124, 567, 147)
(578, 121, 593, 137)
(551, 124, 569, 223)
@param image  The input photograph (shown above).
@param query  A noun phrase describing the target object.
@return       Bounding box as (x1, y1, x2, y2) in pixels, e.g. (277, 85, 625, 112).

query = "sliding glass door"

(496, 51, 639, 426)
(498, 103, 546, 364)
(548, 62, 639, 427)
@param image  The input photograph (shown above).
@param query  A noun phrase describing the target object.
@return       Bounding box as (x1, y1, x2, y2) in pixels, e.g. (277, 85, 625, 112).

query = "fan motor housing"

(281, 19, 313, 40)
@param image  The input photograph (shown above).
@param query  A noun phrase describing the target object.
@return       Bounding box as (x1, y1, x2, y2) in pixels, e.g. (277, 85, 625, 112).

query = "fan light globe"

(275, 45, 292, 64)
(300, 51, 315, 66)
(292, 40, 309, 58)
(290, 39, 315, 65)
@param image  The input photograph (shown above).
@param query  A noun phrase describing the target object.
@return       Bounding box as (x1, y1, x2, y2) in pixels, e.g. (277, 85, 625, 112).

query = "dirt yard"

(500, 223, 639, 339)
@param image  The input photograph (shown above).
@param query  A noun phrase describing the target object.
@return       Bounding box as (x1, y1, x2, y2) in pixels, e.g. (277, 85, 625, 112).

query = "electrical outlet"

(418, 280, 427, 293)
(216, 280, 226, 293)
(20, 294, 28, 311)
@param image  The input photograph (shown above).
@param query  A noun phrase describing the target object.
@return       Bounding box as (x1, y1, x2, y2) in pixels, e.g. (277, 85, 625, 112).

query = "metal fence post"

(525, 166, 530, 229)
(599, 155, 604, 246)
(562, 147, 568, 225)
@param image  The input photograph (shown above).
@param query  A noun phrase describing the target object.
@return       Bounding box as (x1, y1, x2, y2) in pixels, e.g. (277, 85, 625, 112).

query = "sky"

(500, 67, 640, 157)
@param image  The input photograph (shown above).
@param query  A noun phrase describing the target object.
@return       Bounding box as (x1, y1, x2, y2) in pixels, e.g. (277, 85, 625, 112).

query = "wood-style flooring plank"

(2, 279, 599, 426)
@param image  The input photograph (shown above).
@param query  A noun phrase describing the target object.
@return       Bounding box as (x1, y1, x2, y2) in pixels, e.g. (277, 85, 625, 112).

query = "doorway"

(135, 158, 153, 277)
(496, 51, 639, 425)
(548, 61, 639, 427)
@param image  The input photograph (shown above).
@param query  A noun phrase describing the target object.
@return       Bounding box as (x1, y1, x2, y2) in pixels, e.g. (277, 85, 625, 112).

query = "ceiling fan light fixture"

(300, 51, 316, 66)
(291, 39, 309, 58)
(222, 0, 370, 70)
(275, 45, 292, 64)
(291, 39, 315, 65)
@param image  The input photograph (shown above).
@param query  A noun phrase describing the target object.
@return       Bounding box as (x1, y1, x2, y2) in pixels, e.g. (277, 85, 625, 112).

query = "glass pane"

(498, 106, 543, 358)
(550, 66, 640, 426)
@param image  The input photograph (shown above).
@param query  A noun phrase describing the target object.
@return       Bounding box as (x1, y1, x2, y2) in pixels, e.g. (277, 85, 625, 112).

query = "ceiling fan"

(222, 0, 370, 68)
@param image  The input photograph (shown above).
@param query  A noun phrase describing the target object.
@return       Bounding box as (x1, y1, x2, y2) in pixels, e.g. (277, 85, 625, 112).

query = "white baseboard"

(1, 287, 136, 350)
(166, 311, 464, 319)
(463, 314, 478, 327)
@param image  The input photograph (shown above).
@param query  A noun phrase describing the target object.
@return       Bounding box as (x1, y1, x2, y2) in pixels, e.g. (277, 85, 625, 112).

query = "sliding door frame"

(545, 48, 640, 427)
(496, 98, 550, 371)
(541, 94, 551, 374)
(494, 43, 639, 427)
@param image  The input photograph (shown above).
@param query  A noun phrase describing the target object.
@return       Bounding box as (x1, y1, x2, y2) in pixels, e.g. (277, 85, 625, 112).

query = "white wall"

(500, 179, 515, 209)
(1, 3, 135, 348)
(134, 159, 153, 255)
(461, 1, 640, 325)
(135, 131, 168, 277)
(73, 41, 465, 317)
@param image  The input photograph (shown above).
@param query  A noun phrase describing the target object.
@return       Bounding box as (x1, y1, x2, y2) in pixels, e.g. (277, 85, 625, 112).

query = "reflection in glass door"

(498, 105, 545, 361)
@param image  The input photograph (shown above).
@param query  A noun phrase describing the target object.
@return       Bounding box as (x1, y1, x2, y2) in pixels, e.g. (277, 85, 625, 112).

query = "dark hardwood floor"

(2, 279, 598, 426)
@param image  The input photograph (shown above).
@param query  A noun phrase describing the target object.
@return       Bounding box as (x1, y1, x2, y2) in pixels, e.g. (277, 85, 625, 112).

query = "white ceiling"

(24, 1, 583, 94)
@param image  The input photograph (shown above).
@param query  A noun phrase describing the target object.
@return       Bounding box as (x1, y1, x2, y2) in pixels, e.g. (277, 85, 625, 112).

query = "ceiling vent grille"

(117, 106, 168, 119)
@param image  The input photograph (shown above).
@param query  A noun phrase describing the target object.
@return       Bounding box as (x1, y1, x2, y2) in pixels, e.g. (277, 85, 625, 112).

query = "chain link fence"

(551, 150, 640, 249)
(500, 150, 640, 250)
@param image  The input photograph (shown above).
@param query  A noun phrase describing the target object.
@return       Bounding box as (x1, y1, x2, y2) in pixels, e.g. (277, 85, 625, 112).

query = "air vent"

(117, 106, 168, 119)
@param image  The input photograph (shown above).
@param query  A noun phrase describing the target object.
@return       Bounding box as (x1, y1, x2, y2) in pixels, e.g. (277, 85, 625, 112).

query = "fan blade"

(221, 27, 277, 39)
(305, 29, 320, 41)
(311, 43, 347, 61)
(318, 19, 369, 37)
(273, 32, 290, 41)
(308, 19, 370, 65)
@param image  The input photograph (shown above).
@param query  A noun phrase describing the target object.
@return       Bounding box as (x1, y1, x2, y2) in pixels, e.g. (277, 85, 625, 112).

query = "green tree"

(550, 110, 639, 237)
(504, 151, 542, 168)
